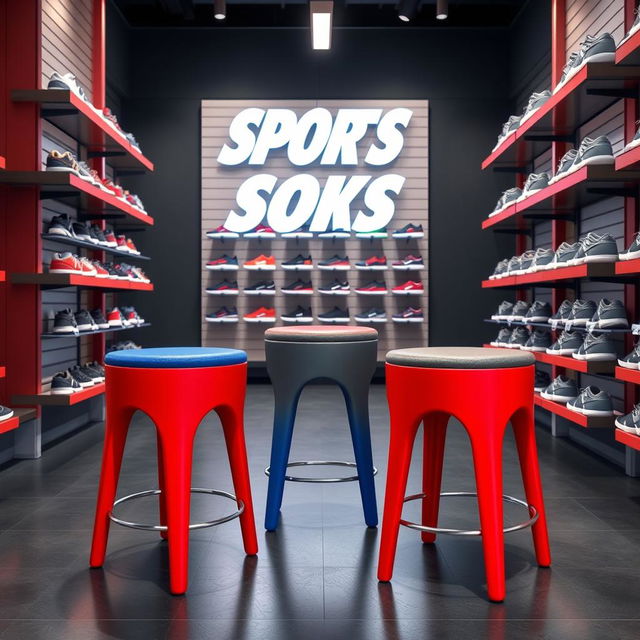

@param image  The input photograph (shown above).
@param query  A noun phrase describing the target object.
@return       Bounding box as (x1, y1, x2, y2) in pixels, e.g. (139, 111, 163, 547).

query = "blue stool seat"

(105, 347, 247, 369)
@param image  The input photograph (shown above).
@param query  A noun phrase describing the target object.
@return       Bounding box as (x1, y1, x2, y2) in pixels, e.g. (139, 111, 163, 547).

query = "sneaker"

(517, 172, 550, 201)
(508, 326, 530, 349)
(126, 238, 140, 255)
(571, 136, 615, 172)
(572, 33, 616, 74)
(355, 256, 388, 271)
(318, 255, 350, 270)
(549, 149, 578, 184)
(546, 329, 584, 355)
(244, 307, 276, 323)
(572, 332, 617, 361)
(516, 250, 536, 274)
(615, 404, 640, 434)
(45, 149, 78, 174)
(282, 255, 313, 270)
(103, 229, 118, 248)
(589, 299, 628, 329)
(392, 307, 424, 323)
(244, 280, 276, 296)
(548, 241, 581, 269)
(244, 224, 276, 238)
(620, 11, 640, 45)
(50, 370, 81, 395)
(49, 252, 83, 274)
(52, 308, 79, 334)
(489, 259, 509, 280)
(524, 300, 552, 322)
(206, 255, 239, 271)
(355, 281, 388, 295)
(76, 161, 98, 186)
(281, 306, 313, 323)
(355, 308, 387, 323)
(492, 115, 521, 151)
(510, 300, 530, 321)
(206, 280, 239, 295)
(206, 306, 239, 323)
(71, 222, 92, 243)
(548, 299, 573, 325)
(244, 255, 276, 270)
(619, 343, 640, 370)
(392, 223, 424, 238)
(554, 51, 580, 93)
(620, 232, 640, 261)
(78, 364, 104, 384)
(520, 90, 552, 124)
(75, 309, 97, 332)
(355, 229, 388, 239)
(391, 281, 423, 295)
(282, 225, 313, 239)
(107, 307, 125, 327)
(506, 255, 522, 276)
(91, 225, 108, 247)
(46, 214, 74, 238)
(490, 328, 512, 346)
(567, 299, 597, 326)
(489, 187, 522, 217)
(0, 406, 15, 422)
(571, 232, 618, 265)
(318, 307, 350, 323)
(281, 279, 313, 295)
(623, 124, 640, 154)
(540, 375, 579, 403)
(534, 370, 551, 392)
(318, 227, 350, 239)
(206, 225, 239, 239)
(391, 255, 424, 271)
(121, 306, 144, 326)
(491, 301, 514, 321)
(47, 72, 87, 99)
(529, 247, 555, 272)
(90, 309, 110, 329)
(522, 329, 552, 352)
(318, 280, 350, 295)
(69, 365, 96, 387)
(87, 361, 106, 378)
(567, 385, 614, 417)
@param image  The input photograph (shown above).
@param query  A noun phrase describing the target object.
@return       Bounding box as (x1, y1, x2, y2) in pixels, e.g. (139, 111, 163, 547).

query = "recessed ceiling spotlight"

(398, 0, 419, 22)
(310, 1, 333, 50)
(214, 0, 226, 20)
(436, 0, 448, 20)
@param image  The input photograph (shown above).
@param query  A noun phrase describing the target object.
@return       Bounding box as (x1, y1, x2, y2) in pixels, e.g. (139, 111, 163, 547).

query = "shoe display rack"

(0, 0, 153, 458)
(480, 0, 640, 473)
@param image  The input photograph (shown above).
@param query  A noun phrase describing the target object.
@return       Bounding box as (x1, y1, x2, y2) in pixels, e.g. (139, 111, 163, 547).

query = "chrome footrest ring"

(399, 491, 538, 536)
(264, 460, 378, 483)
(108, 488, 244, 532)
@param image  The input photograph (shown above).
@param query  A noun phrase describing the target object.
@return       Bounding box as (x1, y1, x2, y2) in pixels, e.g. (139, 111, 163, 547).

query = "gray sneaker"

(548, 299, 573, 325)
(541, 375, 579, 403)
(619, 344, 640, 370)
(506, 255, 522, 276)
(530, 247, 555, 272)
(490, 258, 509, 279)
(567, 385, 614, 417)
(490, 328, 512, 347)
(490, 187, 522, 217)
(492, 115, 521, 151)
(571, 232, 618, 265)
(516, 250, 537, 274)
(546, 329, 584, 355)
(525, 300, 552, 322)
(572, 332, 617, 361)
(567, 299, 597, 326)
(492, 301, 514, 320)
(521, 91, 552, 124)
(522, 329, 552, 352)
(510, 300, 531, 321)
(517, 172, 550, 201)
(571, 136, 615, 171)
(589, 299, 628, 329)
(554, 51, 580, 93)
(549, 149, 578, 184)
(615, 404, 640, 434)
(508, 326, 530, 349)
(620, 232, 640, 261)
(573, 33, 616, 70)
(547, 241, 581, 269)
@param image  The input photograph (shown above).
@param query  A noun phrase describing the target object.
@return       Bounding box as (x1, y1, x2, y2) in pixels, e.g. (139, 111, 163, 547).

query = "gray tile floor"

(0, 384, 639, 639)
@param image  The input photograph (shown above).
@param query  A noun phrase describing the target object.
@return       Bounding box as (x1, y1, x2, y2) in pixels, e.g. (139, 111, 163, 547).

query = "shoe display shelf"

(484, 318, 630, 334)
(11, 90, 153, 172)
(482, 62, 640, 171)
(615, 428, 640, 452)
(41, 323, 151, 339)
(0, 409, 37, 436)
(615, 366, 640, 386)
(11, 273, 153, 291)
(13, 383, 106, 407)
(482, 262, 618, 288)
(616, 28, 640, 67)
(533, 393, 619, 429)
(41, 234, 151, 261)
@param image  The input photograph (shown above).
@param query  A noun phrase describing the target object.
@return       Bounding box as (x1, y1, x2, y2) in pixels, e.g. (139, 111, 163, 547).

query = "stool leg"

(218, 404, 259, 555)
(511, 408, 551, 568)
(90, 406, 134, 568)
(265, 389, 301, 531)
(377, 415, 420, 582)
(468, 424, 506, 602)
(421, 413, 448, 544)
(342, 384, 378, 528)
(157, 433, 168, 541)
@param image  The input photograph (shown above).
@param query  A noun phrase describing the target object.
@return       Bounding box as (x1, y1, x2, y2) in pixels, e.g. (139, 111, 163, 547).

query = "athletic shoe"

(71, 222, 92, 243)
(522, 329, 552, 352)
(355, 281, 388, 295)
(76, 161, 99, 187)
(47, 72, 87, 100)
(492, 301, 514, 321)
(101, 178, 124, 198)
(282, 225, 313, 239)
(355, 229, 388, 239)
(0, 406, 15, 422)
(392, 255, 424, 270)
(489, 259, 509, 280)
(620, 232, 640, 261)
(206, 306, 238, 323)
(505, 255, 522, 276)
(524, 301, 552, 322)
(318, 228, 350, 239)
(571, 232, 618, 265)
(507, 326, 530, 349)
(46, 214, 74, 238)
(282, 255, 313, 270)
(244, 224, 276, 238)
(50, 370, 81, 395)
(489, 187, 521, 217)
(548, 299, 573, 325)
(69, 365, 96, 387)
(510, 300, 530, 321)
(549, 149, 578, 184)
(546, 330, 584, 355)
(49, 252, 83, 274)
(392, 223, 424, 238)
(243, 307, 276, 322)
(571, 135, 615, 172)
(52, 309, 79, 334)
(534, 370, 551, 393)
(492, 115, 521, 151)
(90, 309, 110, 329)
(517, 172, 550, 201)
(126, 238, 140, 255)
(520, 90, 552, 124)
(206, 280, 239, 295)
(355, 256, 387, 270)
(244, 280, 276, 296)
(567, 299, 597, 326)
(615, 404, 640, 434)
(115, 235, 130, 253)
(78, 364, 104, 384)
(589, 299, 628, 329)
(529, 248, 555, 272)
(121, 306, 145, 325)
(355, 308, 387, 323)
(567, 385, 614, 417)
(516, 250, 537, 274)
(490, 328, 512, 346)
(573, 332, 617, 361)
(555, 51, 580, 93)
(45, 149, 78, 174)
(244, 255, 276, 270)
(318, 307, 350, 323)
(547, 241, 581, 269)
(392, 307, 423, 323)
(107, 307, 125, 327)
(206, 255, 239, 270)
(110, 264, 130, 280)
(91, 225, 109, 247)
(318, 255, 350, 270)
(281, 279, 313, 295)
(540, 376, 579, 403)
(86, 361, 106, 379)
(281, 306, 313, 323)
(206, 226, 239, 239)
(571, 33, 616, 76)
(75, 309, 98, 332)
(103, 229, 118, 248)
(318, 280, 350, 295)
(391, 281, 423, 295)
(620, 11, 640, 45)
(619, 343, 640, 370)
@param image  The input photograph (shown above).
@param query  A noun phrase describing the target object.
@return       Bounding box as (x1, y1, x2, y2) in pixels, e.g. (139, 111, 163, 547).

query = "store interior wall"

(107, 1, 549, 352)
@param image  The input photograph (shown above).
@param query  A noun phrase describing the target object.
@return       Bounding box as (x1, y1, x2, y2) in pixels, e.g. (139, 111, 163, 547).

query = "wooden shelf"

(534, 393, 617, 428)
(615, 428, 640, 451)
(41, 234, 150, 261)
(42, 323, 150, 339)
(15, 408, 37, 423)
(0, 171, 153, 226)
(615, 366, 640, 385)
(482, 262, 616, 288)
(13, 383, 105, 406)
(11, 273, 153, 291)
(12, 89, 153, 172)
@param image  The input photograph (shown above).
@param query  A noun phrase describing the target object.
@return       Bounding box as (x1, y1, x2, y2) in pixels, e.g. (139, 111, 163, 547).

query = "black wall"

(108, 11, 519, 350)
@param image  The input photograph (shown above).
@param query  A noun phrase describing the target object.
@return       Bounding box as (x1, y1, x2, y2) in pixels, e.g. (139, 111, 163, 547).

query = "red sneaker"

(116, 235, 130, 252)
(391, 280, 424, 295)
(207, 226, 239, 239)
(107, 307, 124, 327)
(355, 281, 388, 295)
(126, 238, 139, 254)
(245, 224, 276, 237)
(49, 252, 83, 274)
(355, 256, 387, 271)
(206, 255, 239, 270)
(103, 229, 118, 248)
(243, 307, 276, 323)
(93, 261, 110, 278)
(102, 179, 124, 198)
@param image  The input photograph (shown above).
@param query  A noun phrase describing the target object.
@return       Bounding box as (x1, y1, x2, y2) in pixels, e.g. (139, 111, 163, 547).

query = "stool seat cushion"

(265, 325, 377, 342)
(105, 347, 247, 368)
(386, 346, 534, 369)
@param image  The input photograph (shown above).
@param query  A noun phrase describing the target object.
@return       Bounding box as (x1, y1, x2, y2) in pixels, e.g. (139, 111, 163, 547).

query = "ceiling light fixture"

(398, 0, 418, 22)
(310, 1, 333, 50)
(436, 0, 448, 20)
(214, 0, 226, 20)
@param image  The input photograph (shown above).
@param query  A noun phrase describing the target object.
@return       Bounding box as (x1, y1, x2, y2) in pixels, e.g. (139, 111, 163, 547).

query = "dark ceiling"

(111, 0, 529, 28)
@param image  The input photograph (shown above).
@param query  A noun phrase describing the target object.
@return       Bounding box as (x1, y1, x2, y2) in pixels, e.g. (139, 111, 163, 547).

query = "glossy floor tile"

(0, 384, 639, 639)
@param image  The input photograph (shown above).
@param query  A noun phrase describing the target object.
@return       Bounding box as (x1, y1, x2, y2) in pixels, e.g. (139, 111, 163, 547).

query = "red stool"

(377, 347, 551, 602)
(89, 347, 258, 595)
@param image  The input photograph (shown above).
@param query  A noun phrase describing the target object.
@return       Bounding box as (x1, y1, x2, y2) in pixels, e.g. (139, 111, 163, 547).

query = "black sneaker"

(318, 279, 350, 295)
(282, 255, 313, 271)
(392, 223, 424, 238)
(318, 255, 350, 270)
(355, 308, 387, 323)
(51, 370, 81, 395)
(534, 370, 551, 392)
(281, 279, 313, 295)
(102, 263, 121, 279)
(244, 280, 275, 296)
(318, 307, 350, 323)
(206, 280, 239, 295)
(45, 149, 77, 173)
(490, 328, 512, 346)
(53, 308, 79, 334)
(0, 405, 15, 422)
(206, 306, 239, 323)
(91, 225, 108, 246)
(548, 299, 573, 325)
(79, 364, 104, 384)
(281, 306, 313, 323)
(90, 309, 110, 329)
(75, 309, 97, 332)
(46, 214, 74, 238)
(71, 222, 92, 243)
(508, 326, 530, 348)
(69, 365, 96, 387)
(392, 307, 424, 323)
(87, 361, 105, 378)
(522, 329, 552, 352)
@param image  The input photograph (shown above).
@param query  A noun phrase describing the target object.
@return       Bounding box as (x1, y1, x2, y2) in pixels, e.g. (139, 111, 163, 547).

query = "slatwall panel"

(201, 100, 429, 362)
(566, 0, 625, 56)
(41, 0, 93, 101)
